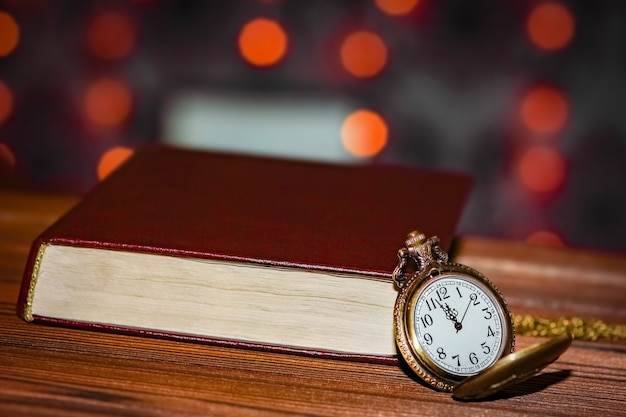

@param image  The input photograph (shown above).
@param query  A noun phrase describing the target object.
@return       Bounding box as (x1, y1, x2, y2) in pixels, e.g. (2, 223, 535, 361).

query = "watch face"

(409, 274, 508, 376)
(395, 263, 514, 391)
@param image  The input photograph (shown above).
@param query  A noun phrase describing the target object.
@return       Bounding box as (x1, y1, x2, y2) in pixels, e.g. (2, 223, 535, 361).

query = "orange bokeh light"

(97, 146, 134, 180)
(527, 2, 575, 51)
(87, 12, 136, 60)
(0, 11, 19, 57)
(520, 86, 568, 135)
(85, 78, 132, 127)
(238, 18, 288, 67)
(375, 0, 420, 16)
(341, 109, 388, 157)
(340, 30, 388, 78)
(0, 80, 13, 124)
(526, 230, 564, 247)
(518, 145, 566, 193)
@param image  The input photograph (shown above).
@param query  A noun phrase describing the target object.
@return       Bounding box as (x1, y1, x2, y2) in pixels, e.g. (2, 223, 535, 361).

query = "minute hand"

(459, 298, 473, 326)
(459, 293, 478, 323)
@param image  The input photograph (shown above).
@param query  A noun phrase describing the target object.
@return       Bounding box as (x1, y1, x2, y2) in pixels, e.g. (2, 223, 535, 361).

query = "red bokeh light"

(0, 80, 13, 124)
(520, 86, 569, 135)
(0, 11, 19, 57)
(340, 30, 388, 78)
(526, 230, 565, 247)
(238, 18, 288, 67)
(97, 146, 134, 180)
(341, 109, 388, 157)
(518, 145, 566, 193)
(526, 2, 575, 51)
(0, 142, 16, 175)
(84, 78, 133, 127)
(375, 0, 420, 16)
(87, 12, 136, 60)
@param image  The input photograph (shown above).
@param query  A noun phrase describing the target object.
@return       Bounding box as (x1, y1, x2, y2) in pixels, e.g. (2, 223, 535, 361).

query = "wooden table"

(1, 189, 625, 416)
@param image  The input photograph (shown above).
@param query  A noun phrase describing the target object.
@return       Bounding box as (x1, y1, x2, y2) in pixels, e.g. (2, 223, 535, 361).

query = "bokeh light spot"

(238, 18, 288, 67)
(375, 0, 420, 16)
(85, 78, 132, 127)
(520, 86, 568, 135)
(526, 230, 564, 247)
(98, 146, 134, 180)
(0, 80, 13, 124)
(341, 110, 388, 157)
(518, 145, 566, 193)
(0, 12, 19, 57)
(340, 30, 388, 78)
(0, 142, 16, 174)
(87, 12, 136, 60)
(527, 2, 575, 51)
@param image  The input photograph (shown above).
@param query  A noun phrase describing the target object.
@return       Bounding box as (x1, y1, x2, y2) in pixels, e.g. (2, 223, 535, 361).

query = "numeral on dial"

(436, 287, 450, 302)
(470, 293, 480, 306)
(437, 347, 446, 360)
(425, 298, 438, 311)
(451, 354, 460, 366)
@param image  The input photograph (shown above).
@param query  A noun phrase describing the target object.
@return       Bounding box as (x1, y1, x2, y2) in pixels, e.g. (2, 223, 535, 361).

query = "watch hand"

(438, 301, 463, 331)
(460, 293, 480, 326)
(459, 299, 472, 326)
(436, 300, 455, 322)
(446, 303, 463, 332)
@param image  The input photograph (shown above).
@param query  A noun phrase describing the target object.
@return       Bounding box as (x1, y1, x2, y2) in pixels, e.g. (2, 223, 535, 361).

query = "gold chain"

(513, 314, 626, 342)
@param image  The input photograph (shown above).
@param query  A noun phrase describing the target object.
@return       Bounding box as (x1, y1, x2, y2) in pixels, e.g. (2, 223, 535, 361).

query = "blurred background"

(0, 0, 625, 252)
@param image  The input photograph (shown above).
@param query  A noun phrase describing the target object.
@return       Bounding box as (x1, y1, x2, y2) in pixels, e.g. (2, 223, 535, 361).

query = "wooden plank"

(1, 299, 625, 416)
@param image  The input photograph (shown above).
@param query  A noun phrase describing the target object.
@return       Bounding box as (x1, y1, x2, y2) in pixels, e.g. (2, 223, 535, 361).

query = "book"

(17, 146, 471, 363)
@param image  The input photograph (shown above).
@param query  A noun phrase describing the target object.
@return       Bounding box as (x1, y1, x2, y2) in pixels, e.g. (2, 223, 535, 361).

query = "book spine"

(16, 239, 48, 321)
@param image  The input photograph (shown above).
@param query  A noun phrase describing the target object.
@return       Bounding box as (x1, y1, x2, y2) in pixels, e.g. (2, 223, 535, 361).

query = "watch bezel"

(394, 261, 516, 392)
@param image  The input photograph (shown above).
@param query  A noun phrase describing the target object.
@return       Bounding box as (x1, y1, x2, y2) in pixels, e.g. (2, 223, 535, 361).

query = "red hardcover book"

(18, 146, 471, 363)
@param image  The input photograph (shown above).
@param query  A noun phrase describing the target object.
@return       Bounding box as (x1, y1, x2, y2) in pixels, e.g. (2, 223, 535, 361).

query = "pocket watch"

(392, 231, 571, 399)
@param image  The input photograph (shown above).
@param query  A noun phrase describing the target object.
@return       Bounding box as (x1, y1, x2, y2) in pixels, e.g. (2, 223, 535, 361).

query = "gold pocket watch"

(392, 231, 572, 399)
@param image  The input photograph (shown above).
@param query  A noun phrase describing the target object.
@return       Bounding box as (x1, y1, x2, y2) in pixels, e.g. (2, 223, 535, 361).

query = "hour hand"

(438, 301, 462, 332)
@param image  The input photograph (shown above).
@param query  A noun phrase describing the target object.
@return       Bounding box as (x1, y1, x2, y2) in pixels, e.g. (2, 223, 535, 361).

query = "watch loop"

(392, 230, 449, 289)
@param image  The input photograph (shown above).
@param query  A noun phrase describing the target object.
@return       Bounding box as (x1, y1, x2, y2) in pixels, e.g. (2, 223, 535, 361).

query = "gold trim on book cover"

(24, 243, 48, 322)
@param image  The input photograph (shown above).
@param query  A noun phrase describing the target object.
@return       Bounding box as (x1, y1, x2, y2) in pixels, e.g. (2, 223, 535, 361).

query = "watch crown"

(405, 231, 426, 248)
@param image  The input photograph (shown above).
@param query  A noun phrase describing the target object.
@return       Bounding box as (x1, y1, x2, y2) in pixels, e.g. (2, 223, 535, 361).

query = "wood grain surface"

(1, 189, 625, 416)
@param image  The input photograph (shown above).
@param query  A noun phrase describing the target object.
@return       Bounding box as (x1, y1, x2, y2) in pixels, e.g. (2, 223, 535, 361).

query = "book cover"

(18, 146, 472, 362)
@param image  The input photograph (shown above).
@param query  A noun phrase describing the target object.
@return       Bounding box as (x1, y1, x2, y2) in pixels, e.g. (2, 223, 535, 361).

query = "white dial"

(411, 274, 508, 377)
